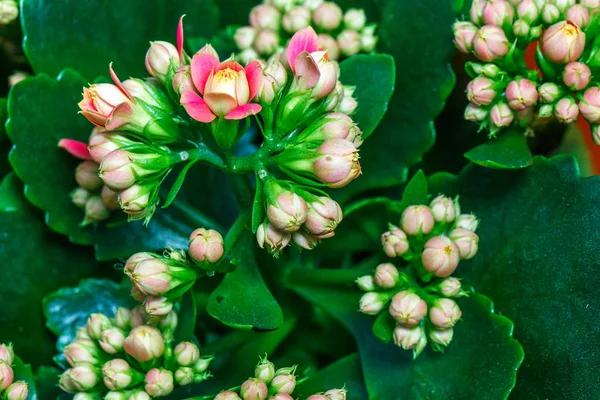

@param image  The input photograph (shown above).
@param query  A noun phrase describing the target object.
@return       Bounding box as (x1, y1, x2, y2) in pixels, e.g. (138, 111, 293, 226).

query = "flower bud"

(130, 257, 173, 296)
(466, 76, 495, 106)
(235, 26, 257, 50)
(337, 29, 362, 57)
(538, 83, 561, 103)
(541, 4, 560, 24)
(324, 388, 347, 400)
(76, 161, 102, 191)
(65, 339, 100, 366)
(102, 359, 137, 390)
(482, 0, 515, 26)
(189, 228, 225, 264)
(267, 189, 308, 233)
(464, 104, 488, 122)
(63, 363, 99, 392)
(174, 342, 200, 367)
(314, 2, 343, 30)
(579, 86, 600, 122)
(255, 359, 275, 384)
(271, 395, 295, 400)
(381, 227, 409, 258)
(145, 296, 174, 318)
(256, 221, 291, 254)
(429, 195, 457, 223)
(160, 310, 179, 333)
(374, 263, 401, 289)
(506, 78, 538, 111)
(337, 85, 358, 115)
(563, 62, 591, 91)
(250, 5, 281, 31)
(128, 391, 151, 400)
(174, 367, 194, 386)
(145, 41, 180, 81)
(83, 195, 110, 225)
(282, 6, 311, 33)
(389, 291, 427, 327)
(422, 236, 461, 277)
(0, 361, 13, 391)
(429, 328, 454, 346)
(516, 0, 539, 23)
(238, 48, 260, 65)
(99, 185, 119, 211)
(119, 183, 155, 221)
(99, 149, 168, 191)
(439, 277, 463, 297)
(87, 313, 112, 340)
(193, 355, 213, 374)
(71, 187, 91, 209)
(114, 307, 132, 330)
(172, 65, 195, 95)
(124, 325, 165, 362)
(307, 139, 361, 188)
(542, 21, 585, 64)
(215, 391, 242, 400)
(271, 369, 296, 394)
(99, 327, 126, 354)
(317, 34, 340, 61)
(393, 325, 423, 351)
(470, 0, 487, 24)
(292, 230, 319, 249)
(76, 327, 92, 341)
(473, 25, 509, 62)
(361, 28, 378, 52)
(566, 5, 590, 28)
(255, 29, 280, 56)
(359, 292, 388, 315)
(429, 298, 462, 329)
(449, 229, 479, 260)
(582, 0, 600, 13)
(401, 205, 434, 236)
(88, 131, 131, 165)
(554, 97, 579, 123)
(5, 381, 28, 400)
(454, 214, 478, 232)
(304, 196, 343, 238)
(0, 0, 18, 25)
(453, 22, 478, 54)
(356, 275, 375, 291)
(490, 102, 514, 127)
(344, 8, 366, 30)
(241, 378, 268, 400)
(125, 252, 155, 275)
(144, 368, 174, 397)
(0, 344, 14, 365)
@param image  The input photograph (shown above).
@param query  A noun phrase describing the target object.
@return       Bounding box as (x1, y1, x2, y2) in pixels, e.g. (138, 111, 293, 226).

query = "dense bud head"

(464, 104, 488, 122)
(189, 228, 225, 264)
(538, 82, 561, 103)
(255, 359, 275, 383)
(314, 2, 343, 30)
(439, 277, 463, 297)
(470, 0, 487, 24)
(454, 214, 479, 231)
(482, 0, 515, 26)
(466, 76, 496, 106)
(102, 359, 133, 391)
(449, 229, 480, 260)
(71, 187, 91, 209)
(517, 0, 539, 22)
(579, 86, 600, 122)
(305, 197, 343, 238)
(389, 291, 427, 327)
(124, 325, 165, 362)
(144, 296, 174, 318)
(256, 222, 291, 253)
(5, 381, 28, 400)
(114, 307, 132, 330)
(554, 97, 579, 123)
(241, 378, 269, 400)
(235, 26, 257, 50)
(356, 275, 375, 291)
(64, 363, 99, 392)
(393, 325, 423, 351)
(144, 368, 174, 397)
(145, 41, 180, 81)
(337, 29, 362, 57)
(131, 258, 172, 296)
(87, 313, 112, 340)
(430, 195, 457, 223)
(344, 8, 366, 30)
(542, 21, 585, 64)
(76, 161, 102, 191)
(473, 25, 509, 62)
(506, 78, 538, 111)
(282, 6, 311, 33)
(99, 327, 126, 354)
(0, 344, 14, 365)
(174, 367, 194, 386)
(267, 191, 309, 233)
(429, 328, 454, 346)
(271, 370, 296, 394)
(250, 5, 281, 30)
(490, 102, 514, 127)
(430, 298, 462, 329)
(174, 342, 200, 367)
(374, 263, 401, 289)
(563, 62, 591, 91)
(292, 230, 319, 249)
(172, 65, 195, 95)
(215, 391, 242, 400)
(255, 29, 280, 55)
(381, 227, 409, 258)
(422, 236, 461, 277)
(324, 388, 347, 400)
(0, 361, 14, 391)
(401, 205, 434, 236)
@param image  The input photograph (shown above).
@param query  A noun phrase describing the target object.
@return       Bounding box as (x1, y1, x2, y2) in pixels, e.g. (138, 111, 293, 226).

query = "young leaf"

(464, 130, 534, 169)
(163, 160, 199, 208)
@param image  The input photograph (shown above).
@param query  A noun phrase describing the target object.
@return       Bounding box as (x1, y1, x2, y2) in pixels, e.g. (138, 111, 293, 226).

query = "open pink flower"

(180, 47, 263, 123)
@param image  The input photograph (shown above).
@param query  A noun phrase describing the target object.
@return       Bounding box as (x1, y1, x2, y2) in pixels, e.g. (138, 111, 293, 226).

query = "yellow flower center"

(214, 68, 237, 82)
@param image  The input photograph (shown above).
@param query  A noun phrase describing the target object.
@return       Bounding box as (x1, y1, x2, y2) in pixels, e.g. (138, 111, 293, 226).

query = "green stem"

(229, 174, 254, 211)
(168, 198, 225, 232)
(180, 143, 226, 170)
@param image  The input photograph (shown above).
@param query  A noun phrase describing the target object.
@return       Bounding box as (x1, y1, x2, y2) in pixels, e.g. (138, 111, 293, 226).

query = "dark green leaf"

(34, 366, 63, 400)
(429, 155, 600, 398)
(173, 291, 197, 343)
(0, 173, 29, 212)
(399, 170, 429, 207)
(372, 312, 395, 343)
(464, 130, 533, 169)
(0, 98, 6, 141)
(163, 160, 199, 209)
(206, 233, 283, 331)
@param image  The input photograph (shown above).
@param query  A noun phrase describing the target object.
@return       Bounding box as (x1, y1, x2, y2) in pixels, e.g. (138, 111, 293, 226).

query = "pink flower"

(563, 62, 591, 91)
(181, 47, 263, 123)
(541, 21, 586, 64)
(554, 97, 579, 123)
(505, 78, 538, 111)
(472, 25, 509, 62)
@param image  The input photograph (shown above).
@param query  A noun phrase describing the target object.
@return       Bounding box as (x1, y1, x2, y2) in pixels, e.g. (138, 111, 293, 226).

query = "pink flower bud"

(582, 0, 600, 13)
(76, 327, 92, 341)
(538, 83, 561, 103)
(422, 236, 461, 277)
(76, 161, 102, 191)
(144, 368, 174, 397)
(541, 4, 560, 24)
(144, 296, 174, 318)
(455, 214, 479, 232)
(256, 221, 291, 254)
(87, 313, 111, 340)
(356, 275, 375, 291)
(439, 277, 463, 297)
(429, 328, 454, 346)
(579, 86, 600, 122)
(466, 76, 496, 106)
(305, 196, 343, 238)
(271, 370, 296, 394)
(255, 29, 280, 56)
(312, 139, 361, 188)
(250, 5, 281, 31)
(59, 372, 77, 394)
(389, 291, 427, 327)
(555, 0, 575, 12)
(240, 378, 268, 400)
(359, 292, 388, 315)
(271, 395, 295, 400)
(344, 8, 366, 30)
(78, 82, 131, 128)
(563, 62, 591, 91)
(5, 381, 28, 400)
(0, 361, 13, 391)
(292, 230, 319, 249)
(490, 102, 514, 127)
(554, 97, 579, 123)
(174, 367, 193, 386)
(470, 0, 487, 24)
(174, 342, 200, 367)
(119, 183, 154, 220)
(102, 359, 136, 390)
(128, 391, 151, 400)
(429, 298, 462, 329)
(114, 307, 131, 330)
(374, 263, 401, 289)
(99, 327, 126, 354)
(567, 5, 590, 28)
(381, 227, 409, 258)
(125, 252, 155, 275)
(71, 187, 90, 209)
(255, 359, 275, 383)
(99, 150, 141, 190)
(83, 195, 110, 225)
(337, 29, 362, 57)
(393, 325, 423, 350)
(64, 339, 101, 367)
(464, 104, 488, 122)
(401, 205, 434, 236)
(88, 131, 122, 164)
(267, 191, 309, 233)
(482, 0, 515, 26)
(337, 85, 358, 116)
(453, 22, 478, 53)
(306, 396, 328, 400)
(131, 258, 175, 296)
(124, 325, 165, 362)
(189, 228, 225, 264)
(172, 65, 195, 95)
(449, 228, 479, 260)
(101, 185, 119, 211)
(0, 344, 14, 365)
(314, 2, 343, 30)
(235, 26, 257, 50)
(317, 34, 340, 61)
(473, 25, 509, 62)
(542, 21, 586, 64)
(64, 363, 99, 392)
(193, 356, 213, 374)
(430, 195, 457, 223)
(283, 6, 311, 33)
(130, 305, 148, 328)
(506, 78, 538, 111)
(324, 388, 347, 400)
(215, 391, 242, 400)
(145, 41, 180, 81)
(517, 0, 539, 22)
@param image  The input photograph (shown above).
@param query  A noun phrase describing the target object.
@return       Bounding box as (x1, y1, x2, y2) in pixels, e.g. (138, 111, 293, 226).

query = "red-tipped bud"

(554, 97, 579, 123)
(563, 62, 591, 91)
(5, 381, 28, 400)
(506, 78, 538, 111)
(567, 5, 590, 28)
(542, 21, 586, 64)
(381, 227, 409, 258)
(305, 197, 343, 238)
(241, 378, 269, 400)
(144, 296, 174, 318)
(124, 325, 165, 362)
(490, 102, 514, 127)
(422, 236, 461, 277)
(356, 275, 375, 292)
(337, 29, 362, 57)
(579, 86, 600, 122)
(282, 6, 311, 33)
(267, 191, 308, 233)
(99, 327, 126, 354)
(314, 2, 343, 30)
(250, 5, 281, 31)
(189, 228, 225, 264)
(449, 229, 479, 260)
(102, 359, 137, 391)
(62, 363, 99, 392)
(144, 368, 174, 397)
(429, 328, 454, 347)
(429, 298, 462, 329)
(256, 221, 291, 254)
(439, 277, 464, 298)
(255, 359, 275, 384)
(0, 344, 14, 365)
(174, 342, 200, 367)
(389, 291, 427, 327)
(215, 391, 242, 400)
(76, 161, 102, 191)
(271, 369, 297, 394)
(374, 263, 401, 289)
(145, 41, 180, 81)
(430, 195, 457, 223)
(87, 313, 111, 340)
(473, 25, 509, 62)
(234, 26, 257, 50)
(401, 205, 434, 236)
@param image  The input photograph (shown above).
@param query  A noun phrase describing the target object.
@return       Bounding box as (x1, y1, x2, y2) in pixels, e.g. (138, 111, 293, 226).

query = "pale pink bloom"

(389, 291, 427, 327)
(313, 139, 361, 188)
(473, 25, 509, 62)
(421, 236, 461, 277)
(541, 21, 586, 64)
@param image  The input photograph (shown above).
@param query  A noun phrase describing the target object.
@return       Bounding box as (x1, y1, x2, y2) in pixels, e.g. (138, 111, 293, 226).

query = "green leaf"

(0, 173, 29, 212)
(399, 169, 429, 207)
(339, 54, 395, 138)
(163, 160, 199, 209)
(173, 291, 197, 343)
(43, 278, 134, 351)
(429, 155, 600, 398)
(21, 0, 219, 80)
(0, 97, 7, 141)
(464, 130, 533, 169)
(206, 232, 283, 331)
(289, 269, 523, 400)
(372, 312, 395, 343)
(34, 366, 63, 400)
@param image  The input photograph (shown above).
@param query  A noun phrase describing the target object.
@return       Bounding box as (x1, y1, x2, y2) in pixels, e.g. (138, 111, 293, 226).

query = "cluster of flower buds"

(59, 306, 213, 399)
(0, 344, 29, 400)
(212, 357, 346, 400)
(0, 0, 18, 25)
(454, 0, 600, 141)
(357, 195, 479, 357)
(234, 0, 377, 64)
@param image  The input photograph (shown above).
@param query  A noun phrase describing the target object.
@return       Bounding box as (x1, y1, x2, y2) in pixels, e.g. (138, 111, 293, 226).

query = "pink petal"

(216, 61, 245, 73)
(106, 102, 134, 130)
(109, 63, 134, 102)
(204, 92, 239, 117)
(245, 61, 263, 101)
(181, 91, 217, 123)
(177, 15, 185, 63)
(191, 53, 220, 95)
(294, 51, 320, 89)
(58, 139, 92, 160)
(225, 103, 262, 120)
(287, 27, 318, 72)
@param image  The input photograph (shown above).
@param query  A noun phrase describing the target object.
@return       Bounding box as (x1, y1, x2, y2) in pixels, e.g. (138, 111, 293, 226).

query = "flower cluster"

(357, 196, 479, 357)
(454, 0, 600, 141)
(59, 307, 213, 399)
(0, 344, 29, 400)
(211, 357, 346, 400)
(234, 0, 377, 64)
